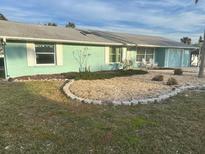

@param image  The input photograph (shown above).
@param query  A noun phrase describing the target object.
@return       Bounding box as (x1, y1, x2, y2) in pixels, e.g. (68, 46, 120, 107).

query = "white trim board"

(137, 44, 197, 49)
(0, 36, 197, 49)
(0, 36, 123, 46)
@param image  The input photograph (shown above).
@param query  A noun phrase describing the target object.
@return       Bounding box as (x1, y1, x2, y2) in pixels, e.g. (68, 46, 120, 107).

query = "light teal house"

(0, 20, 195, 78)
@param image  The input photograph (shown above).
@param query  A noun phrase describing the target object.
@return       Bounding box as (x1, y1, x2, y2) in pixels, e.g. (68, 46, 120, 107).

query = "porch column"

(122, 47, 127, 61)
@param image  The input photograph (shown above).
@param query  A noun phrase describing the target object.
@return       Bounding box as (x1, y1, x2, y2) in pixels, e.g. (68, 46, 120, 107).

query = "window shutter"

(56, 44, 63, 66)
(105, 46, 110, 64)
(26, 43, 36, 66)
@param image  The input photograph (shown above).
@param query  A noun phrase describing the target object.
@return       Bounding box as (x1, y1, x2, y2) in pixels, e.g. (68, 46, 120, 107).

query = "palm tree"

(65, 22, 76, 28)
(0, 13, 7, 21)
(180, 37, 192, 45)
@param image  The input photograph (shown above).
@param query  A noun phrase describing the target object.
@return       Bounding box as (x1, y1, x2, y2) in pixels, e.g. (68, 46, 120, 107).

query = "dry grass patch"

(0, 81, 204, 153)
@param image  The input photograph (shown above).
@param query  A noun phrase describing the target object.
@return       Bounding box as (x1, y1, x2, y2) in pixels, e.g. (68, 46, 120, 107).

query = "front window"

(35, 44, 55, 64)
(136, 48, 154, 63)
(109, 47, 122, 63)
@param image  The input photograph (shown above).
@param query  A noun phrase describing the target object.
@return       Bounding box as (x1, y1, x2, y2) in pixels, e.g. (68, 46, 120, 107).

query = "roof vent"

(79, 30, 92, 36)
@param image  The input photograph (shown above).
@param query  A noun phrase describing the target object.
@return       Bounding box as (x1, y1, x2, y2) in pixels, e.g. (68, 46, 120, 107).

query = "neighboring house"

(0, 20, 196, 78)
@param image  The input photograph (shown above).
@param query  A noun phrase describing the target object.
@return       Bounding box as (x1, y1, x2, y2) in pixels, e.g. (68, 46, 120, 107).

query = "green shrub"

(152, 75, 164, 81)
(167, 77, 178, 85)
(174, 69, 183, 75)
(15, 70, 148, 81)
(72, 70, 148, 80)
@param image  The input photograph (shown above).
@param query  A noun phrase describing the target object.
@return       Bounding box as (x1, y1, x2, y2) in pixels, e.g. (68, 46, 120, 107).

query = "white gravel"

(69, 70, 205, 102)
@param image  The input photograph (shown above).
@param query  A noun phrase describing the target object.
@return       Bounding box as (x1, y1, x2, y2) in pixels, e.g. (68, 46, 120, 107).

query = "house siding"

(5, 42, 110, 77)
(164, 48, 190, 68)
(182, 50, 191, 67)
(155, 48, 166, 67)
(4, 42, 191, 78)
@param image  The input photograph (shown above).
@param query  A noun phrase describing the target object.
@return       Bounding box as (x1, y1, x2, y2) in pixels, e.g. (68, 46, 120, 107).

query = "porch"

(129, 47, 191, 68)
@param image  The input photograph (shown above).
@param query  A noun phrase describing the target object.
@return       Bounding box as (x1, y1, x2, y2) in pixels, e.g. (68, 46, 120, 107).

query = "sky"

(0, 0, 205, 43)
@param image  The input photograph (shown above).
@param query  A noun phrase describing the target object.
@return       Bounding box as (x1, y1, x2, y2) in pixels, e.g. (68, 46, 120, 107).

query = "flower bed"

(63, 70, 205, 105)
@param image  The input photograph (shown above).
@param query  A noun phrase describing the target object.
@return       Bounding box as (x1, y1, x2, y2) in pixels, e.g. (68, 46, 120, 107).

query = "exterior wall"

(182, 50, 191, 67)
(164, 48, 190, 68)
(155, 48, 166, 67)
(4, 42, 191, 78)
(5, 42, 111, 78)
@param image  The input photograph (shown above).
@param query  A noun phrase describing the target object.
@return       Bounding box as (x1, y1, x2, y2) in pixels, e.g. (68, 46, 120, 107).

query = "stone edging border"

(13, 79, 66, 82)
(63, 79, 205, 105)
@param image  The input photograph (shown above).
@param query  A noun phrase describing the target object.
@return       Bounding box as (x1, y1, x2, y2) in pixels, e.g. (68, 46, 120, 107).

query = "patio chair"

(146, 59, 158, 68)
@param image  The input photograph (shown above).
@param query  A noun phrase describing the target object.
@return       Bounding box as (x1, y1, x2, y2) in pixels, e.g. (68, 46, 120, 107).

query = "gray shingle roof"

(0, 20, 121, 45)
(0, 20, 195, 48)
(89, 30, 195, 48)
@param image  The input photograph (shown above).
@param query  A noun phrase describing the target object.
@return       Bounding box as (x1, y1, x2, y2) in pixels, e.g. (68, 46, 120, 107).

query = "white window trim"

(108, 47, 123, 64)
(27, 43, 36, 66)
(33, 64, 56, 67)
(56, 44, 63, 66)
(34, 44, 57, 66)
(108, 61, 122, 65)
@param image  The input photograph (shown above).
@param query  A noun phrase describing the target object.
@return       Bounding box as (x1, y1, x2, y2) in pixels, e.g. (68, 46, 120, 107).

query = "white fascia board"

(126, 43, 136, 46)
(0, 36, 124, 46)
(137, 44, 198, 49)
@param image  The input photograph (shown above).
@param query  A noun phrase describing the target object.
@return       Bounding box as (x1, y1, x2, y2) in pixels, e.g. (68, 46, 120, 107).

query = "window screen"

(35, 44, 55, 64)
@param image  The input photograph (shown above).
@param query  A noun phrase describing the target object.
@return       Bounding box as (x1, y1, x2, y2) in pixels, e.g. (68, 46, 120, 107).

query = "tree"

(73, 48, 91, 72)
(0, 13, 7, 21)
(44, 22, 57, 26)
(199, 36, 203, 43)
(65, 22, 76, 28)
(180, 37, 192, 45)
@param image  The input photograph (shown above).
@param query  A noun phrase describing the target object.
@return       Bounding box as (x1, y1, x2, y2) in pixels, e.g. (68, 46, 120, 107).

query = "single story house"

(0, 20, 196, 78)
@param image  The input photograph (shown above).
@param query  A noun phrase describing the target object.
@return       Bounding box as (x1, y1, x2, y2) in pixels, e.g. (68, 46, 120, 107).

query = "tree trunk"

(198, 43, 205, 78)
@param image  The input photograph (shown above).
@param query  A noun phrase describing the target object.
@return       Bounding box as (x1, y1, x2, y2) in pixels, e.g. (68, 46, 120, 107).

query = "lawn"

(0, 81, 204, 154)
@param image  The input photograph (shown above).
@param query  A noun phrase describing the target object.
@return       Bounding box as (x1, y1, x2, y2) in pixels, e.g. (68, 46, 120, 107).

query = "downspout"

(1, 37, 8, 79)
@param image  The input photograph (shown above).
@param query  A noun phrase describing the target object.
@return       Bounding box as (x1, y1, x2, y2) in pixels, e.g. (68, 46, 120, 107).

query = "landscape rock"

(63, 71, 205, 105)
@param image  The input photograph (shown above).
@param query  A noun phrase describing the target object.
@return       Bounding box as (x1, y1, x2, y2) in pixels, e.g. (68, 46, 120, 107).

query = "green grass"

(0, 81, 204, 154)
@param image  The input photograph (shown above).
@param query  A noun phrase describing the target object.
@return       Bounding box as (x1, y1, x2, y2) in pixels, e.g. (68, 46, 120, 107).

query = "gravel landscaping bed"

(67, 70, 205, 103)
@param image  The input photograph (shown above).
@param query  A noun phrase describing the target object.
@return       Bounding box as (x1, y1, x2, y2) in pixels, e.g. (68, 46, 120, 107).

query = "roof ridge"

(0, 20, 77, 31)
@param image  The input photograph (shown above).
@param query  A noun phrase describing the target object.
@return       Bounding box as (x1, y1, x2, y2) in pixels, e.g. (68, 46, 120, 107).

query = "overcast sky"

(0, 0, 204, 43)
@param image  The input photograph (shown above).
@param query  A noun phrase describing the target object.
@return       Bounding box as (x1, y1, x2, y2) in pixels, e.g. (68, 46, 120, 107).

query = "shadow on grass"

(0, 81, 204, 153)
